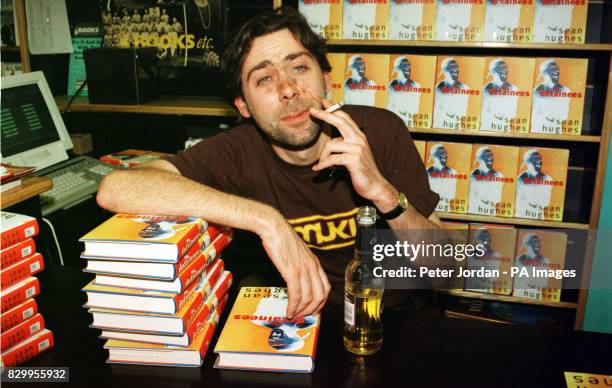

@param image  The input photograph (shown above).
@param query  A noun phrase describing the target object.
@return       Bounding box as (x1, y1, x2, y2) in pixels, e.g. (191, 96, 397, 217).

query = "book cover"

(342, 53, 389, 108)
(0, 163, 35, 185)
(468, 144, 519, 217)
(389, 0, 435, 40)
(327, 52, 345, 103)
(414, 140, 426, 162)
(483, 0, 534, 43)
(433, 56, 485, 130)
(80, 214, 206, 261)
(0, 329, 54, 367)
(513, 230, 567, 301)
(440, 221, 468, 291)
(515, 147, 568, 221)
(1, 277, 39, 312)
(1, 212, 39, 250)
(99, 149, 168, 168)
(1, 298, 37, 333)
(533, 0, 587, 44)
(1, 313, 44, 352)
(465, 224, 516, 295)
(0, 252, 44, 289)
(530, 58, 587, 136)
(480, 57, 535, 133)
(435, 0, 485, 41)
(214, 287, 320, 373)
(68, 24, 102, 96)
(1, 238, 36, 268)
(387, 54, 436, 128)
(425, 142, 472, 213)
(300, 0, 342, 39)
(343, 0, 389, 40)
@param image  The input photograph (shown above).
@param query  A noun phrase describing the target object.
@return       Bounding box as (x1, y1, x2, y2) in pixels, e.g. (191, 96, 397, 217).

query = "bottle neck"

(355, 221, 376, 261)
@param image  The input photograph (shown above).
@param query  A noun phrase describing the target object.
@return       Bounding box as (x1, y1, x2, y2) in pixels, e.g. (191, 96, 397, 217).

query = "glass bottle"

(343, 206, 384, 355)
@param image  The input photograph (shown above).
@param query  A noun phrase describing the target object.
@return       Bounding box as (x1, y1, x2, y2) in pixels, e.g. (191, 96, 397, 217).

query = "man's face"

(494, 62, 508, 82)
(399, 60, 411, 80)
(234, 29, 328, 149)
(528, 152, 543, 173)
(546, 63, 560, 83)
(435, 147, 448, 166)
(477, 230, 492, 250)
(481, 149, 494, 169)
(446, 61, 459, 81)
(528, 236, 541, 255)
(353, 59, 366, 78)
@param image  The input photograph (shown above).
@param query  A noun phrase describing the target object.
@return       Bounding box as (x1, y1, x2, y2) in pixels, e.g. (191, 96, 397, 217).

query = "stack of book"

(1, 212, 54, 367)
(1, 164, 35, 193)
(80, 214, 233, 367)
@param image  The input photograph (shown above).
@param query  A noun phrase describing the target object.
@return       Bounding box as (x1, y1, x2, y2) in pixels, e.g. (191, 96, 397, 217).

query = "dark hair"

(222, 6, 331, 105)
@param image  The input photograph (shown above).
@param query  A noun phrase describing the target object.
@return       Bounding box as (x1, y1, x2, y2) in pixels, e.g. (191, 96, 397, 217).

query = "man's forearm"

(97, 168, 281, 237)
(371, 180, 439, 230)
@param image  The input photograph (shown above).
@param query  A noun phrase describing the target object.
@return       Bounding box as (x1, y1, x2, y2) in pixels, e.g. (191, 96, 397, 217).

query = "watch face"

(398, 192, 409, 209)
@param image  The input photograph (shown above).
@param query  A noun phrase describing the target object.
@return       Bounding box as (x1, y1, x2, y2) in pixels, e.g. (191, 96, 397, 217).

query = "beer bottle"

(343, 206, 384, 355)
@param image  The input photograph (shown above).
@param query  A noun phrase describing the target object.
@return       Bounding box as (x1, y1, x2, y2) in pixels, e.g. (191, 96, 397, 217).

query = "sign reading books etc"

(468, 144, 519, 218)
(327, 53, 345, 103)
(530, 57, 587, 136)
(480, 57, 535, 134)
(300, 0, 343, 39)
(343, 0, 389, 40)
(342, 53, 389, 108)
(425, 142, 471, 213)
(389, 0, 435, 40)
(515, 147, 568, 221)
(466, 224, 516, 295)
(533, 0, 587, 44)
(435, 0, 485, 42)
(513, 229, 567, 302)
(483, 0, 535, 43)
(433, 56, 485, 131)
(387, 54, 436, 128)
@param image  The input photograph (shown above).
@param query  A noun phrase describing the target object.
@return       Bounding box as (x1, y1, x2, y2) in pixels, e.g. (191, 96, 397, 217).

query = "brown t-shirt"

(166, 105, 439, 303)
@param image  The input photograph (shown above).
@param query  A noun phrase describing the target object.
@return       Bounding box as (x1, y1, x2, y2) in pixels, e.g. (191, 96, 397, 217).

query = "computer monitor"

(1, 71, 73, 171)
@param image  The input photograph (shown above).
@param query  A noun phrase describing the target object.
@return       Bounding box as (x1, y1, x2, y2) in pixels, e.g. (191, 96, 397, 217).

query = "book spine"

(201, 259, 224, 300)
(1, 239, 36, 267)
(179, 292, 205, 330)
(0, 329, 54, 367)
(1, 314, 45, 352)
(176, 221, 206, 259)
(173, 277, 201, 314)
(203, 228, 233, 267)
(1, 218, 39, 250)
(197, 302, 224, 359)
(1, 278, 40, 312)
(1, 253, 44, 289)
(177, 253, 207, 292)
(1, 299, 38, 333)
(185, 273, 233, 342)
(175, 236, 205, 275)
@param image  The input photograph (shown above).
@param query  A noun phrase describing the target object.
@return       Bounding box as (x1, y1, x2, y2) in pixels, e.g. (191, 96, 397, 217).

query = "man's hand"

(259, 214, 331, 318)
(310, 99, 393, 204)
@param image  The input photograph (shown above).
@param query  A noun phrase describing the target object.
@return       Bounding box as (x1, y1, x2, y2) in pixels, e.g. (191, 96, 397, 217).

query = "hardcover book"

(299, 0, 342, 39)
(1, 212, 39, 250)
(327, 52, 345, 103)
(0, 329, 54, 367)
(425, 142, 472, 213)
(480, 57, 535, 133)
(465, 224, 516, 295)
(90, 270, 232, 336)
(1, 277, 39, 312)
(468, 144, 519, 217)
(342, 53, 389, 108)
(0, 298, 37, 333)
(104, 300, 226, 367)
(99, 149, 168, 168)
(533, 0, 587, 44)
(80, 214, 207, 262)
(1, 313, 44, 352)
(433, 56, 485, 131)
(343, 0, 389, 39)
(0, 252, 44, 289)
(387, 54, 436, 128)
(389, 0, 435, 40)
(483, 0, 534, 43)
(530, 58, 587, 136)
(515, 147, 568, 221)
(214, 287, 320, 373)
(512, 230, 567, 301)
(1, 238, 36, 268)
(435, 0, 485, 41)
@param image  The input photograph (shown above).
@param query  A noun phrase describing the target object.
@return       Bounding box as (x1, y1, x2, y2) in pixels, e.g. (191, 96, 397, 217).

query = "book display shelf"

(12, 0, 611, 330)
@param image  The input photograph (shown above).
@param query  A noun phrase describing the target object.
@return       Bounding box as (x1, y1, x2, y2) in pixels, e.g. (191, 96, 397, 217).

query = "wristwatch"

(380, 191, 409, 220)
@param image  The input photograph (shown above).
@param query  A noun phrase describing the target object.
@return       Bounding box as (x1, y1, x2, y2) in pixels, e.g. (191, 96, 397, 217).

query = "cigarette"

(325, 101, 344, 113)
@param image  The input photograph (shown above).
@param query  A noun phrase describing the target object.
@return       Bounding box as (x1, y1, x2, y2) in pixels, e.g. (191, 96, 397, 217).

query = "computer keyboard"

(38, 156, 116, 216)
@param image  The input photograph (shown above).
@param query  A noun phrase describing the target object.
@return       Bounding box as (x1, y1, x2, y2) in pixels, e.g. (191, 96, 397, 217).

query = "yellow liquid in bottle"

(343, 286, 383, 355)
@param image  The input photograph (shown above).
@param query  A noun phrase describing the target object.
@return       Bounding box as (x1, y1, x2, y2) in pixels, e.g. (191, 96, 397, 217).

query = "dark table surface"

(5, 264, 611, 388)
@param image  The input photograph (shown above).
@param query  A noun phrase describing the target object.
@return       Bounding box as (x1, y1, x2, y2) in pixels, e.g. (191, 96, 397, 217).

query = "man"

(515, 149, 553, 219)
(426, 144, 457, 212)
(481, 58, 519, 132)
(531, 60, 571, 134)
(97, 7, 441, 319)
(468, 146, 504, 215)
(433, 58, 469, 130)
(387, 56, 421, 126)
(343, 55, 376, 107)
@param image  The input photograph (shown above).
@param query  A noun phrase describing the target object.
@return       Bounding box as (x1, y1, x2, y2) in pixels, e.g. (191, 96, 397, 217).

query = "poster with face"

(388, 0, 435, 40)
(343, 0, 389, 39)
(343, 53, 389, 108)
(533, 0, 587, 44)
(483, 0, 534, 43)
(299, 0, 343, 39)
(425, 141, 472, 213)
(435, 0, 485, 41)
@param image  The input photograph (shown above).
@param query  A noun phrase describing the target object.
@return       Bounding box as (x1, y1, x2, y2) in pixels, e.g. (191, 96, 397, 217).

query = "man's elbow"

(96, 171, 122, 211)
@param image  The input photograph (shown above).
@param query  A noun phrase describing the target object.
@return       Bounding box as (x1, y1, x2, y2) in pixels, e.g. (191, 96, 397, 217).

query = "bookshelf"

(2, 0, 31, 73)
(439, 289, 578, 309)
